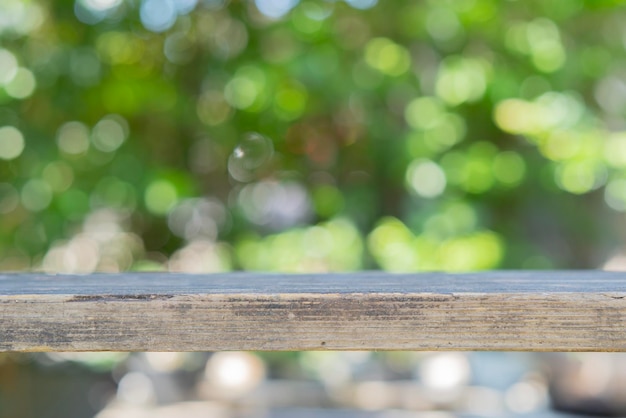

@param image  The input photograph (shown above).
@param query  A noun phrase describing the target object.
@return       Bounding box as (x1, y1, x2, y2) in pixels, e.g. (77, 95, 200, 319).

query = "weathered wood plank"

(1, 271, 626, 352)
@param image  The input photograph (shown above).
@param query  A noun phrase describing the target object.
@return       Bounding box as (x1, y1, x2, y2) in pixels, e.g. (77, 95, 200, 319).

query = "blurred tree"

(0, 0, 624, 273)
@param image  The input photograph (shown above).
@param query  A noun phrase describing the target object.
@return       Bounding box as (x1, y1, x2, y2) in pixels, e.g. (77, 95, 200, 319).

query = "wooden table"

(2, 271, 625, 351)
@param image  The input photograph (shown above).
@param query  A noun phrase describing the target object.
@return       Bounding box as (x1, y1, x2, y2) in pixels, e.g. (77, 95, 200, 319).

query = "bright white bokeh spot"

(5, 67, 36, 99)
(205, 352, 265, 394)
(0, 126, 25, 160)
(406, 159, 446, 198)
(419, 352, 471, 390)
(140, 0, 177, 32)
(117, 372, 155, 405)
(0, 49, 18, 85)
(83, 209, 124, 242)
(168, 240, 232, 273)
(505, 381, 547, 413)
(255, 0, 298, 19)
(42, 234, 100, 274)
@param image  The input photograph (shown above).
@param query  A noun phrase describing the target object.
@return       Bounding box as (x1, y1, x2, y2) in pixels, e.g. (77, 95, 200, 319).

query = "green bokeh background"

(1, 0, 625, 273)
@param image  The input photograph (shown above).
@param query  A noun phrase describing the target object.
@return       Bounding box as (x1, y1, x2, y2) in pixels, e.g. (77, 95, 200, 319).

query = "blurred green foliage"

(1, 0, 625, 272)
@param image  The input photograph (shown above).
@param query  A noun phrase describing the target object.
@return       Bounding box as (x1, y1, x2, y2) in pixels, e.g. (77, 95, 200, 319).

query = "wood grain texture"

(1, 271, 626, 352)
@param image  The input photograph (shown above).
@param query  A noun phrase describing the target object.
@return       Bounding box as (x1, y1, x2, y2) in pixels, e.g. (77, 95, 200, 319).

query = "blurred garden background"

(3, 0, 626, 274)
(3, 0, 626, 416)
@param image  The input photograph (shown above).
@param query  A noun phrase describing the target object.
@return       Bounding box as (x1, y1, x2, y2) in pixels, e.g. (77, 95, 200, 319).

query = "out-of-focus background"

(2, 0, 626, 416)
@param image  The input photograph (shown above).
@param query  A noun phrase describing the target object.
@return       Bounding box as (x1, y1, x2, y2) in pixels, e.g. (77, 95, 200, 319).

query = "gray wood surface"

(1, 271, 626, 352)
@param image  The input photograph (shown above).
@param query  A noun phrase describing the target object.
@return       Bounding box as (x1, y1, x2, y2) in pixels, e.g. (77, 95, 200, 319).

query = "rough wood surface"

(1, 271, 626, 352)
